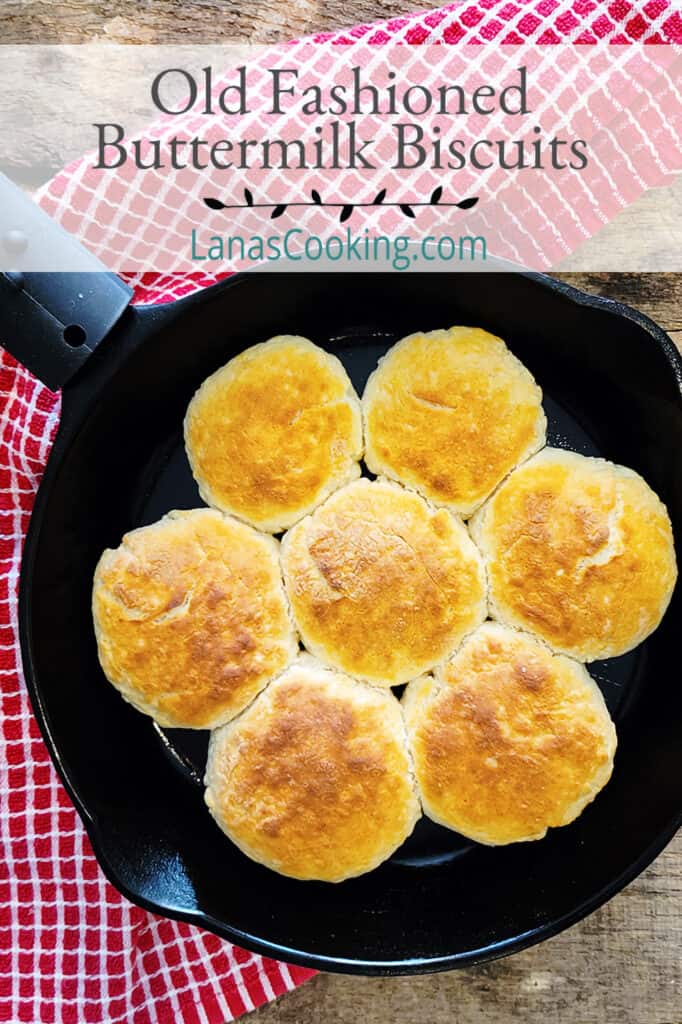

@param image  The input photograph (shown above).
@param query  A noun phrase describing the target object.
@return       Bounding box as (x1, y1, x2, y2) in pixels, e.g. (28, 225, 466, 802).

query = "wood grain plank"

(555, 272, 682, 351)
(0, 0, 415, 44)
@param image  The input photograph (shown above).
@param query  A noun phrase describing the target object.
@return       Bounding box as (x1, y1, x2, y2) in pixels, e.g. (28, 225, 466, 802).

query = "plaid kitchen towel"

(1, 3, 680, 1024)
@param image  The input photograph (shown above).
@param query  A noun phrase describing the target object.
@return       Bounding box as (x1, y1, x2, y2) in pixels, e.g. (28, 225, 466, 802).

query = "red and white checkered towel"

(1, 4, 679, 1024)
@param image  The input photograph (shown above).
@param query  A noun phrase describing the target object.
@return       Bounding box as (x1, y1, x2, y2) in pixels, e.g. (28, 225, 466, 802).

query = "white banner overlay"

(0, 44, 680, 272)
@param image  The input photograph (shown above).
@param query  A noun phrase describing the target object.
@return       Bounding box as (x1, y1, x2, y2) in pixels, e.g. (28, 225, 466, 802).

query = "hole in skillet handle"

(62, 324, 87, 348)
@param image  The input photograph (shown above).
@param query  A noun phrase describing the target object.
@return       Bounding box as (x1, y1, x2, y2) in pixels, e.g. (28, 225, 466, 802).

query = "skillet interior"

(19, 273, 682, 973)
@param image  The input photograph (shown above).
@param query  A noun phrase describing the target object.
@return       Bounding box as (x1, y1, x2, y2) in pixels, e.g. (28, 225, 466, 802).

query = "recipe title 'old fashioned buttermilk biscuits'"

(470, 447, 677, 662)
(363, 326, 546, 517)
(184, 336, 363, 533)
(205, 657, 421, 882)
(280, 478, 487, 686)
(403, 623, 617, 846)
(92, 508, 297, 729)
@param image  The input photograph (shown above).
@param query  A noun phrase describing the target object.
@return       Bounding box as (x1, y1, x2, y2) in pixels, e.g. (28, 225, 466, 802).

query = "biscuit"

(470, 447, 677, 661)
(363, 327, 546, 517)
(92, 509, 297, 729)
(184, 336, 363, 532)
(403, 623, 617, 845)
(281, 478, 487, 685)
(205, 656, 421, 881)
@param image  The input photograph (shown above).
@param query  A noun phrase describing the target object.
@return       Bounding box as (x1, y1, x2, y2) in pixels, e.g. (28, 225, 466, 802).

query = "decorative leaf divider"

(204, 188, 478, 222)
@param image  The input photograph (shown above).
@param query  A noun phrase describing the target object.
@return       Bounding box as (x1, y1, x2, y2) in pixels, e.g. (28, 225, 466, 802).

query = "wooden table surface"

(3, 4, 681, 1021)
(2, 0, 415, 43)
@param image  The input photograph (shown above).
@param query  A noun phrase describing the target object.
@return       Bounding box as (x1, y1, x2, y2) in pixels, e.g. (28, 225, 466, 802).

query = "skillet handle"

(0, 172, 133, 391)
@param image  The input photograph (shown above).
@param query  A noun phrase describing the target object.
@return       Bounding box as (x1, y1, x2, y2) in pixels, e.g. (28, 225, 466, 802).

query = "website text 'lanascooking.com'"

(190, 228, 487, 271)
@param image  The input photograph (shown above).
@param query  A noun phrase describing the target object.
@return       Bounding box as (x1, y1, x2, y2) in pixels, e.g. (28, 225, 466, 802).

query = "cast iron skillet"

(3, 266, 682, 974)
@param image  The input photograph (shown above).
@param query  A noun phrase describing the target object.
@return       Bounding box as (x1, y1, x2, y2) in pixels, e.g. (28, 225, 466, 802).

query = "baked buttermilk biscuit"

(184, 336, 362, 533)
(205, 656, 421, 881)
(363, 326, 546, 517)
(92, 509, 297, 729)
(470, 447, 677, 661)
(280, 478, 487, 686)
(403, 623, 617, 845)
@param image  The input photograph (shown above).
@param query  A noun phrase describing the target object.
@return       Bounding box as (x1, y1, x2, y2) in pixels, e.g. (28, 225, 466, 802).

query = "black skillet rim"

(17, 270, 682, 975)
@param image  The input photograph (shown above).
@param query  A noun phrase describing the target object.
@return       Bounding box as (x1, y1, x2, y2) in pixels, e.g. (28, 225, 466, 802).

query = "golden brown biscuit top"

(281, 479, 487, 685)
(363, 327, 546, 516)
(471, 448, 677, 661)
(404, 623, 616, 845)
(92, 509, 296, 729)
(205, 659, 420, 881)
(184, 336, 362, 532)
